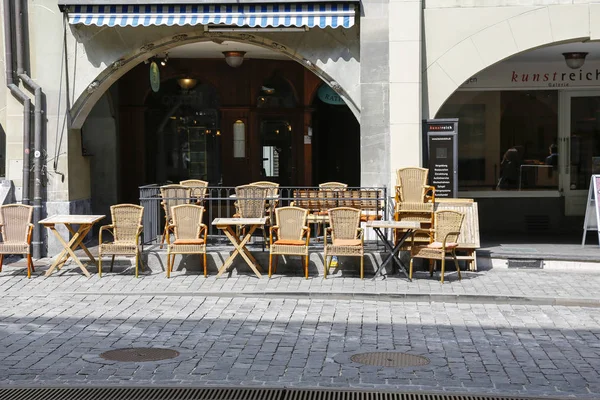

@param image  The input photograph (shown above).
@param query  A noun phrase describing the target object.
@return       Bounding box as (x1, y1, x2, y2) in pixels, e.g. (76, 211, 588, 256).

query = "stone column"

(360, 0, 390, 188)
(388, 0, 423, 188)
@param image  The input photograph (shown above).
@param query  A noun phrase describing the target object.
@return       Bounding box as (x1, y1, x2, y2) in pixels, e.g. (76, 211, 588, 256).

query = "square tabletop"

(366, 220, 421, 229)
(212, 217, 267, 226)
(39, 215, 105, 225)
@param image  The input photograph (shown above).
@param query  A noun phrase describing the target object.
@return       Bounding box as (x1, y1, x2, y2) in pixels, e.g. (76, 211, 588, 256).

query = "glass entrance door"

(561, 91, 600, 215)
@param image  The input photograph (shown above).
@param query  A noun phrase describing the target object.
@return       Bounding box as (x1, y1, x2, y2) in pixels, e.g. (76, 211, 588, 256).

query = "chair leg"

(453, 251, 462, 280)
(27, 254, 32, 279)
(409, 258, 414, 280)
(304, 254, 309, 279)
(160, 222, 168, 249)
(110, 255, 115, 272)
(203, 252, 207, 278)
(167, 253, 172, 278)
(0, 254, 4, 272)
(440, 253, 446, 284)
(360, 256, 364, 280)
(135, 253, 139, 278)
(98, 254, 102, 277)
(429, 260, 435, 277)
(273, 255, 279, 274)
(269, 253, 273, 278)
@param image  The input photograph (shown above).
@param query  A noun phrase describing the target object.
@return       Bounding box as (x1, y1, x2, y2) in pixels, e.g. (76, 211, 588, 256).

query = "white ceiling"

(167, 40, 288, 60)
(507, 41, 600, 63)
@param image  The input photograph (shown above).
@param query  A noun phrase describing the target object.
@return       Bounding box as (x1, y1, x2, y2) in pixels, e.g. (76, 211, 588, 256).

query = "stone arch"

(423, 4, 594, 118)
(69, 32, 359, 129)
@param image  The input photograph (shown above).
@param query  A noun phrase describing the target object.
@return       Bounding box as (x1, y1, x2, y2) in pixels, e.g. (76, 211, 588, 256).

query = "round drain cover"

(350, 352, 430, 367)
(100, 348, 180, 362)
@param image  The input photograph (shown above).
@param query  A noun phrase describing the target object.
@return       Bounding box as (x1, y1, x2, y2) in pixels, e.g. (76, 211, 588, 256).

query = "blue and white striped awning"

(66, 3, 356, 28)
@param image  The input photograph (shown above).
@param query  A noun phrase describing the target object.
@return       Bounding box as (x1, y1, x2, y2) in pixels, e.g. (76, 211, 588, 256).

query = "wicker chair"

(98, 204, 144, 278)
(409, 210, 465, 283)
(0, 204, 34, 278)
(160, 185, 191, 248)
(166, 204, 208, 278)
(395, 168, 435, 248)
(234, 185, 269, 246)
(180, 179, 209, 205)
(315, 182, 348, 239)
(249, 181, 280, 223)
(323, 207, 364, 279)
(269, 207, 310, 279)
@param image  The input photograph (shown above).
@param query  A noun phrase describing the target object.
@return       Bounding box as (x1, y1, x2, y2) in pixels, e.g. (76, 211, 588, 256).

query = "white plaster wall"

(423, 2, 600, 118)
(388, 0, 422, 188)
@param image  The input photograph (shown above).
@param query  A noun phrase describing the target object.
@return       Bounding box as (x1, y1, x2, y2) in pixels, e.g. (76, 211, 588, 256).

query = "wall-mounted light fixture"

(233, 120, 246, 158)
(223, 51, 246, 68)
(563, 52, 588, 69)
(177, 78, 198, 90)
(160, 53, 169, 66)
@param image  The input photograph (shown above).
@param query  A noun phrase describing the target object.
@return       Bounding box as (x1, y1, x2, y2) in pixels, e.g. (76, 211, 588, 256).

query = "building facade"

(0, 0, 599, 256)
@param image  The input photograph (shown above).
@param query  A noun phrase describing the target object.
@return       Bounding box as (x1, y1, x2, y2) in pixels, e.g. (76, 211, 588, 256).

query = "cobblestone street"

(2, 271, 600, 398)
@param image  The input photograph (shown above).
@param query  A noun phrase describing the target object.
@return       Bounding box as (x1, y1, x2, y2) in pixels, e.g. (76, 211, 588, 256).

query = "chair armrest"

(442, 231, 461, 247)
(356, 227, 364, 239)
(200, 223, 208, 241)
(301, 226, 311, 245)
(27, 223, 34, 244)
(270, 226, 279, 246)
(99, 225, 115, 244)
(424, 185, 435, 202)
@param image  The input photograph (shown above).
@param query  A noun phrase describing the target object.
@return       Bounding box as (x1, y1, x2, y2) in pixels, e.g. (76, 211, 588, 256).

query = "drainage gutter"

(14, 0, 44, 258)
(3, 0, 31, 206)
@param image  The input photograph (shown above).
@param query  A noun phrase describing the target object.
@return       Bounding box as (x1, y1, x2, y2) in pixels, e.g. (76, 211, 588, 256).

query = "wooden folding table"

(39, 215, 105, 277)
(213, 217, 267, 278)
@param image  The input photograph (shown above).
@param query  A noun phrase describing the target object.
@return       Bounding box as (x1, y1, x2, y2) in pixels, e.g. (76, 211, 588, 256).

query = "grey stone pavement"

(2, 249, 600, 398)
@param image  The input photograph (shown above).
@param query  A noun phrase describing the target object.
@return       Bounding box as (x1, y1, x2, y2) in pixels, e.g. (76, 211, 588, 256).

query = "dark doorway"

(312, 88, 360, 186)
(145, 79, 222, 185)
(259, 119, 294, 186)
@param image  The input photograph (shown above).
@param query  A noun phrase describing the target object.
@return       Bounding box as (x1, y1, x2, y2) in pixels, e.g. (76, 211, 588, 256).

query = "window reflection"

(437, 90, 559, 191)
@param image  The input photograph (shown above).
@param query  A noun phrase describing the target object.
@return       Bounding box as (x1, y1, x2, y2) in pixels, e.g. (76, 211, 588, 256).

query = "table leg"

(44, 225, 92, 278)
(65, 224, 97, 266)
(217, 225, 263, 278)
(372, 228, 412, 280)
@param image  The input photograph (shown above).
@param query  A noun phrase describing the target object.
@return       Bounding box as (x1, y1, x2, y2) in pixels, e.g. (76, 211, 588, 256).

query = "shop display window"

(437, 90, 559, 192)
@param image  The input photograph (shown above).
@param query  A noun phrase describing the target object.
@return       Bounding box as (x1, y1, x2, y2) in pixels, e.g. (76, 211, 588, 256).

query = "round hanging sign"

(317, 84, 345, 105)
(149, 61, 160, 93)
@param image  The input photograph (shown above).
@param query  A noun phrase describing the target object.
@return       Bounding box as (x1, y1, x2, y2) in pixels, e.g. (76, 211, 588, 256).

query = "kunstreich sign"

(460, 61, 600, 90)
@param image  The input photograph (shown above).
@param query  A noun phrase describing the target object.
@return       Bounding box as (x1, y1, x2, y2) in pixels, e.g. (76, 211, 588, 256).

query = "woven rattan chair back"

(172, 205, 205, 240)
(275, 207, 308, 240)
(396, 168, 428, 203)
(250, 181, 279, 196)
(319, 182, 348, 189)
(235, 185, 268, 218)
(160, 185, 191, 221)
(179, 180, 208, 202)
(111, 204, 144, 243)
(328, 207, 361, 241)
(434, 210, 465, 244)
(0, 204, 33, 244)
(319, 182, 346, 209)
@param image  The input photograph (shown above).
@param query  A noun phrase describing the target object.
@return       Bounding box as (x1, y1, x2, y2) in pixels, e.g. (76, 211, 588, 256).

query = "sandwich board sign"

(581, 174, 600, 246)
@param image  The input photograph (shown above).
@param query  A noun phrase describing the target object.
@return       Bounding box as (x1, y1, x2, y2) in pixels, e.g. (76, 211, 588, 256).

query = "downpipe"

(14, 0, 45, 258)
(3, 0, 31, 206)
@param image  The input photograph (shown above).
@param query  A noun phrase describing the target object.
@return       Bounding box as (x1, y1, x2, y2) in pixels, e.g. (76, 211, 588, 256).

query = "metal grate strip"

(0, 387, 558, 400)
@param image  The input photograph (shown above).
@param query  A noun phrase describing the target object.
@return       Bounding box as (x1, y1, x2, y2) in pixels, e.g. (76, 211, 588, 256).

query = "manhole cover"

(99, 348, 180, 362)
(350, 352, 430, 367)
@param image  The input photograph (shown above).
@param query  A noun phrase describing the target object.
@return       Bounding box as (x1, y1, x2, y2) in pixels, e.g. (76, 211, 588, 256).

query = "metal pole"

(15, 0, 44, 258)
(3, 0, 31, 206)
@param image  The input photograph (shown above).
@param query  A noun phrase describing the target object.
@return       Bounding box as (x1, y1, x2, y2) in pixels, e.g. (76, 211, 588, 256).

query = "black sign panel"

(424, 119, 458, 198)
